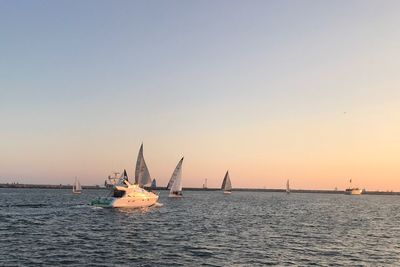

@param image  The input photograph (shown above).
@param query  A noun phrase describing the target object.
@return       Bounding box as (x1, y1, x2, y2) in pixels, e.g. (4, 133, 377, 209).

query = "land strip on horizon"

(0, 183, 399, 195)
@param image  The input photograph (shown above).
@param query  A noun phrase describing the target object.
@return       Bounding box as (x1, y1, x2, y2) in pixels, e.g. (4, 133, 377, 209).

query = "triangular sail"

(134, 144, 151, 187)
(73, 177, 82, 192)
(169, 157, 184, 192)
(286, 179, 290, 193)
(221, 171, 232, 191)
(76, 180, 82, 191)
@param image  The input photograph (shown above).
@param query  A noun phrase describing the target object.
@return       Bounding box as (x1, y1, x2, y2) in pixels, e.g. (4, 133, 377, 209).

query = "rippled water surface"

(1, 189, 400, 266)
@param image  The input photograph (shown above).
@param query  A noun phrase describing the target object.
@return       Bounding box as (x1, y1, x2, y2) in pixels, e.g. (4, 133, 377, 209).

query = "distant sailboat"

(286, 179, 290, 194)
(151, 179, 157, 190)
(203, 178, 208, 189)
(221, 171, 232, 194)
(135, 143, 152, 187)
(168, 157, 184, 198)
(73, 177, 82, 194)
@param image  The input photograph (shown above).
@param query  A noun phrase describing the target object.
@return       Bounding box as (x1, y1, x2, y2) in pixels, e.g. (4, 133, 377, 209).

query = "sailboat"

(168, 157, 184, 198)
(221, 171, 232, 194)
(203, 178, 208, 189)
(286, 179, 290, 194)
(151, 178, 157, 190)
(345, 179, 363, 195)
(72, 177, 82, 194)
(90, 144, 159, 208)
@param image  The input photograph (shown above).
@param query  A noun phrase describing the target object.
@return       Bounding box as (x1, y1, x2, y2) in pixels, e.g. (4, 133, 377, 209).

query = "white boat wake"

(153, 202, 164, 207)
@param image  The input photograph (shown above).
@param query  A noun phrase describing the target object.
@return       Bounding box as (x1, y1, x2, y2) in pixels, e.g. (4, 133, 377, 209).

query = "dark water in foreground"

(1, 189, 400, 266)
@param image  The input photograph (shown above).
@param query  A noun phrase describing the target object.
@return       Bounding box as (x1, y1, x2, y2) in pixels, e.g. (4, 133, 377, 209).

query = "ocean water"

(0, 189, 399, 266)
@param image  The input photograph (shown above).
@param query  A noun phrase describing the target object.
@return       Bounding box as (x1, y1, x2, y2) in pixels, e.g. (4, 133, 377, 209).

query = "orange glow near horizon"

(1, 1, 400, 191)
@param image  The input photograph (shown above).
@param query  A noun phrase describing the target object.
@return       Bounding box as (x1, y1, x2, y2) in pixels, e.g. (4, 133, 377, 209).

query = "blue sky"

(1, 1, 400, 190)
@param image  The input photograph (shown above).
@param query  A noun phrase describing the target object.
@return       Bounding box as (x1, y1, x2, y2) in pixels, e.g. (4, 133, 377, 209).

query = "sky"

(1, 0, 400, 190)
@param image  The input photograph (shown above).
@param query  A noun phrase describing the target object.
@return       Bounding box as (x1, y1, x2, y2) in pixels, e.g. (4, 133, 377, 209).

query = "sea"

(1, 188, 399, 266)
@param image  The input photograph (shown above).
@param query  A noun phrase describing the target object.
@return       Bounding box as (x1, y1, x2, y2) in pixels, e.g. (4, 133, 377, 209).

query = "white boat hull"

(113, 193, 158, 207)
(92, 195, 158, 208)
(91, 184, 159, 208)
(345, 189, 363, 195)
(223, 191, 231, 194)
(169, 193, 183, 198)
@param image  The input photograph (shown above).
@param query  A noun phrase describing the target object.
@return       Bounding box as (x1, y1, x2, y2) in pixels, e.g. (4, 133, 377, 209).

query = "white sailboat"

(286, 179, 290, 194)
(90, 144, 159, 208)
(72, 177, 82, 194)
(221, 171, 232, 194)
(151, 178, 157, 190)
(168, 157, 184, 198)
(203, 178, 208, 189)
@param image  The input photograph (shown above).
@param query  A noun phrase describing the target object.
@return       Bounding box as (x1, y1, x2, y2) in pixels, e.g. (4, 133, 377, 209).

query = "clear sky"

(1, 1, 400, 190)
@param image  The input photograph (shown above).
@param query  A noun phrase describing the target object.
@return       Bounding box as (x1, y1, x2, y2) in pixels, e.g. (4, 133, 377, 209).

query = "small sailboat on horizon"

(286, 179, 290, 194)
(72, 177, 82, 194)
(221, 171, 232, 194)
(168, 157, 184, 198)
(203, 178, 208, 189)
(151, 178, 157, 190)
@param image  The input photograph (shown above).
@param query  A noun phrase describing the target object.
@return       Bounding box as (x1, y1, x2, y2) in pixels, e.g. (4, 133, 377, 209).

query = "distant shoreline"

(0, 183, 399, 195)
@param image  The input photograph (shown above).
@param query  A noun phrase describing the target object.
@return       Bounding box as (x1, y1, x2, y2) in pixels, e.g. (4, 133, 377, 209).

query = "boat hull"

(169, 193, 183, 198)
(345, 189, 363, 195)
(223, 191, 231, 194)
(112, 195, 158, 208)
(91, 193, 159, 208)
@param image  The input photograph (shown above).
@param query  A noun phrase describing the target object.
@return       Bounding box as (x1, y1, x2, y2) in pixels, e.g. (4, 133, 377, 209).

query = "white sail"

(221, 171, 232, 191)
(169, 157, 184, 193)
(134, 144, 151, 187)
(73, 177, 82, 193)
(167, 157, 183, 189)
